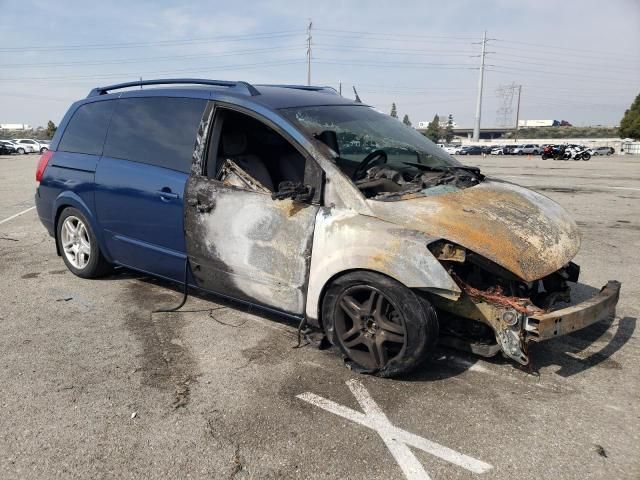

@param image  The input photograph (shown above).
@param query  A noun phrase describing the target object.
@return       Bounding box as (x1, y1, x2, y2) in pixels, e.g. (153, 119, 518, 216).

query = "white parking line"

(297, 379, 493, 479)
(0, 206, 35, 225)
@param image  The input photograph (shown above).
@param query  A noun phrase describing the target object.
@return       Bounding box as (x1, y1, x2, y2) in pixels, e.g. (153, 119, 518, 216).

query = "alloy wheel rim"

(61, 216, 91, 269)
(334, 285, 407, 369)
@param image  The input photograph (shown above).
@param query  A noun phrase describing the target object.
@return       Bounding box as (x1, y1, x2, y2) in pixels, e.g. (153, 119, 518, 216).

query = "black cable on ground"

(152, 258, 190, 314)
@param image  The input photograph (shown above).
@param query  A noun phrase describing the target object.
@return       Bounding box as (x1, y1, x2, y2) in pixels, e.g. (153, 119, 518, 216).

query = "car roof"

(82, 79, 362, 110)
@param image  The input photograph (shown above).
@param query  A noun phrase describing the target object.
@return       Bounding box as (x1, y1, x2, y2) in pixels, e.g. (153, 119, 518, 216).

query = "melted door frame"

(184, 101, 324, 315)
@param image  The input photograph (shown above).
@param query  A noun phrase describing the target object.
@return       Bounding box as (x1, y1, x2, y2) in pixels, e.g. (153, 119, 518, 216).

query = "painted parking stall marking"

(0, 206, 35, 225)
(297, 380, 493, 480)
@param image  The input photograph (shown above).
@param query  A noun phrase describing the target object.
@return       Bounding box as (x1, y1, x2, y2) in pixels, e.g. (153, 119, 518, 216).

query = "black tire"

(56, 207, 111, 278)
(322, 271, 439, 377)
(17, 147, 25, 154)
(582, 153, 591, 161)
(40, 147, 48, 154)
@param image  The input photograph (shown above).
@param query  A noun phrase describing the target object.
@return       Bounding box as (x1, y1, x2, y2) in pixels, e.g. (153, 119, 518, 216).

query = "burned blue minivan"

(35, 79, 620, 376)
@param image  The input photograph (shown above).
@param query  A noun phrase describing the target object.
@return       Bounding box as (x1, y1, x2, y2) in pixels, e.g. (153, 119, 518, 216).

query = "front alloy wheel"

(335, 286, 406, 370)
(323, 271, 439, 377)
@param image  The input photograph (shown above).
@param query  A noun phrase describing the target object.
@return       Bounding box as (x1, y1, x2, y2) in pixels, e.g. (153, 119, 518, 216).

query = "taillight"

(36, 150, 54, 182)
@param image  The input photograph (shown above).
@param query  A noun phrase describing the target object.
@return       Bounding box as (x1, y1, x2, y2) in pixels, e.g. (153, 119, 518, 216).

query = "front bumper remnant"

(525, 281, 621, 342)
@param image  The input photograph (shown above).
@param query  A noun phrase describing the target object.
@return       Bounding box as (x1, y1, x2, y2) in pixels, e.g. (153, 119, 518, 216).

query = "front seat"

(220, 131, 274, 191)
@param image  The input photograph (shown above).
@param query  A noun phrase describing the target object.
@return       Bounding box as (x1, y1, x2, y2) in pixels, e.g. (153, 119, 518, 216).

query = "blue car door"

(94, 95, 207, 281)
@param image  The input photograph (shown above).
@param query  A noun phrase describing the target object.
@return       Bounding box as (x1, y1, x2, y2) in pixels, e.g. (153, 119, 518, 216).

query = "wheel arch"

(304, 210, 461, 328)
(52, 193, 110, 261)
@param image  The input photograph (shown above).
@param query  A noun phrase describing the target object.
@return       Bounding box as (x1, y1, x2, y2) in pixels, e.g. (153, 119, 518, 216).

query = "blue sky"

(1, 0, 639, 128)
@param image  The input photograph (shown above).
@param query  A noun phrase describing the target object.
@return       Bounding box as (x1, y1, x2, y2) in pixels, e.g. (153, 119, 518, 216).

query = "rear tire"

(322, 271, 439, 377)
(56, 207, 111, 278)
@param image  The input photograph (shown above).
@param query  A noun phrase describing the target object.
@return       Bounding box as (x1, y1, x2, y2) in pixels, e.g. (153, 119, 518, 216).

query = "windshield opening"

(281, 105, 483, 201)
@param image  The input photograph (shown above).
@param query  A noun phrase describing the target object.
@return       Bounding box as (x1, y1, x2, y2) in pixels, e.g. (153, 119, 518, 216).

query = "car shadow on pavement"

(526, 281, 635, 377)
(99, 266, 304, 333)
(99, 269, 634, 381)
(528, 315, 636, 377)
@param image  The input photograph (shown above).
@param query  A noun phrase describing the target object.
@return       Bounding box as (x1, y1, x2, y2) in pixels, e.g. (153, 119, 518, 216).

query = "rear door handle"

(157, 189, 179, 201)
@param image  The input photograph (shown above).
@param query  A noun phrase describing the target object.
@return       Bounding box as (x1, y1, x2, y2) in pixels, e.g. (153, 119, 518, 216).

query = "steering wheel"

(352, 150, 388, 181)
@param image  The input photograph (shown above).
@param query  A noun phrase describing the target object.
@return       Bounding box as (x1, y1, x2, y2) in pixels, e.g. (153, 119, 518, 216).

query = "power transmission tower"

(472, 31, 487, 142)
(496, 83, 516, 127)
(306, 20, 312, 86)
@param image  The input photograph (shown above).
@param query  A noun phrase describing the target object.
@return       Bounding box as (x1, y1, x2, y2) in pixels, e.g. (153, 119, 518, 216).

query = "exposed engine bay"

(355, 163, 485, 200)
(426, 240, 581, 364)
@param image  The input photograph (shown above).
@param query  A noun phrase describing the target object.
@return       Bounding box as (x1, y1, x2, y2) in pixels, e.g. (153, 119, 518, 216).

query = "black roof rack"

(87, 78, 261, 98)
(255, 84, 339, 95)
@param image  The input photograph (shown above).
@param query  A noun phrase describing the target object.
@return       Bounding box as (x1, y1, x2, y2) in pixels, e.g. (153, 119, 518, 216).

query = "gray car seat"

(220, 131, 274, 191)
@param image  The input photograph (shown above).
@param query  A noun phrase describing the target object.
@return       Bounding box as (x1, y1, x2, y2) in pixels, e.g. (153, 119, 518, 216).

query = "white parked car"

(443, 145, 459, 154)
(512, 144, 541, 155)
(12, 138, 50, 154)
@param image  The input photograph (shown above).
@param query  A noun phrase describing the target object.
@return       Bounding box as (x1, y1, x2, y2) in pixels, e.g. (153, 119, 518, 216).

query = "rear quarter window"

(103, 97, 206, 173)
(58, 101, 115, 155)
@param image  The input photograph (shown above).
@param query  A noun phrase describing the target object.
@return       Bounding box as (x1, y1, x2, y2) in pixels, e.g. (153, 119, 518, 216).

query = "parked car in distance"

(0, 141, 17, 155)
(458, 145, 483, 155)
(34, 78, 620, 376)
(9, 139, 35, 154)
(512, 144, 541, 155)
(442, 145, 459, 154)
(589, 146, 614, 156)
(13, 138, 50, 154)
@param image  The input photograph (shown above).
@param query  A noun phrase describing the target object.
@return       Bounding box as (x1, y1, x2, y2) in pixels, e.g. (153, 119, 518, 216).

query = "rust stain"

(370, 180, 581, 282)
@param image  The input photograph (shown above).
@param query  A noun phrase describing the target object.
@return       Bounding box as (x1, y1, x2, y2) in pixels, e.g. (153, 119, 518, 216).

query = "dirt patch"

(123, 280, 198, 408)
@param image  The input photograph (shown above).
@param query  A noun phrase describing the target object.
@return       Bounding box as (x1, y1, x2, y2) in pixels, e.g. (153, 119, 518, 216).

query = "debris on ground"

(595, 444, 608, 458)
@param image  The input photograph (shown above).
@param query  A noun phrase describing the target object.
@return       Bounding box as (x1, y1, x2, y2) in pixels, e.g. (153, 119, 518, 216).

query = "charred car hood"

(368, 179, 581, 282)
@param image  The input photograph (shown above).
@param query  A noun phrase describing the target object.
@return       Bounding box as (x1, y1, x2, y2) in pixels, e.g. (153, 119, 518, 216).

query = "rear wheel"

(322, 271, 439, 377)
(56, 207, 111, 278)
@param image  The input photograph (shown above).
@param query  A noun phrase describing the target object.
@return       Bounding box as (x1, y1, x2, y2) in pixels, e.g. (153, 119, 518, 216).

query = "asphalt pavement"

(0, 153, 638, 479)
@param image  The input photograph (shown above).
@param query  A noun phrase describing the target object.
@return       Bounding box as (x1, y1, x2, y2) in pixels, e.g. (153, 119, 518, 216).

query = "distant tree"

(444, 114, 454, 143)
(402, 114, 412, 126)
(619, 93, 640, 140)
(425, 114, 440, 142)
(46, 120, 57, 139)
(390, 103, 398, 118)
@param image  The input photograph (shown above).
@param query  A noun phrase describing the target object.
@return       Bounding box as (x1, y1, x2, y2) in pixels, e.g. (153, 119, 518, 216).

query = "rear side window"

(58, 101, 115, 155)
(104, 97, 206, 173)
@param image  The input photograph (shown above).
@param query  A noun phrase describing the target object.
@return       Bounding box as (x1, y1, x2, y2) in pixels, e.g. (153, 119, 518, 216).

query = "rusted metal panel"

(304, 207, 461, 323)
(368, 179, 581, 282)
(526, 281, 621, 341)
(185, 178, 318, 315)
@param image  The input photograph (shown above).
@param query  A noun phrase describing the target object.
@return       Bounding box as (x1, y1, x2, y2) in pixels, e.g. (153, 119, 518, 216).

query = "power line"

(0, 30, 306, 53)
(314, 28, 477, 40)
(0, 59, 307, 82)
(493, 38, 637, 60)
(3, 46, 306, 69)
